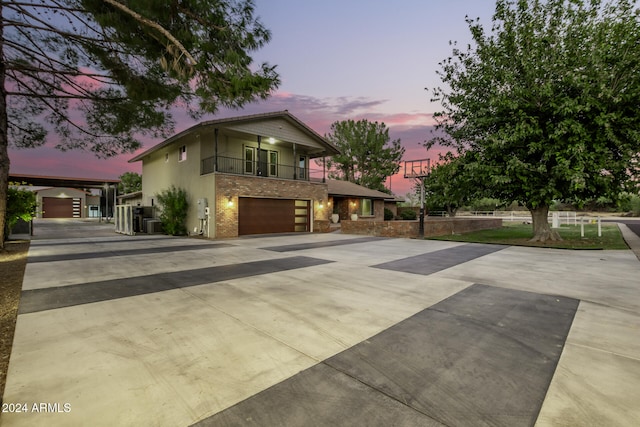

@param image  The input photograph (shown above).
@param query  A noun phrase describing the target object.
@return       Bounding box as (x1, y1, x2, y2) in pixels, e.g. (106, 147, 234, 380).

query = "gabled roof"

(327, 179, 396, 200)
(129, 110, 339, 163)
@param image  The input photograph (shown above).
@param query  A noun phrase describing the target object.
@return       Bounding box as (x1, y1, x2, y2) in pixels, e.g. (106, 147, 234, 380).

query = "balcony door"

(258, 148, 268, 176)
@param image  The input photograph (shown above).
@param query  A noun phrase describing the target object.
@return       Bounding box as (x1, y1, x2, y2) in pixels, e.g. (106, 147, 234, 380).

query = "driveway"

(2, 219, 640, 426)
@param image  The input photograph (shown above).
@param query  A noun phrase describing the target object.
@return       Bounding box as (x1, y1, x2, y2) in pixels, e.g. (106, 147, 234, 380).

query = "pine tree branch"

(102, 0, 196, 67)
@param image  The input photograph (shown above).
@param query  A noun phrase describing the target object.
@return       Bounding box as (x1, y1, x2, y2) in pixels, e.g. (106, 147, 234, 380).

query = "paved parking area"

(2, 220, 640, 426)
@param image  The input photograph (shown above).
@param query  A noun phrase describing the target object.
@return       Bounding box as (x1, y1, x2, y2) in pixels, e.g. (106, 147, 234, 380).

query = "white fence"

(463, 210, 578, 225)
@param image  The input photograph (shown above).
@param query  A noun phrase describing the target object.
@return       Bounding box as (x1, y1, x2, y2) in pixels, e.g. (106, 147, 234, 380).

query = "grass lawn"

(428, 222, 629, 250)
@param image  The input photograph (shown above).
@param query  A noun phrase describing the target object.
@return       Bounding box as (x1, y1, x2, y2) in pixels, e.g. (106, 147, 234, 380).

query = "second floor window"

(269, 151, 278, 176)
(245, 147, 254, 174)
(179, 145, 187, 162)
(298, 156, 306, 179)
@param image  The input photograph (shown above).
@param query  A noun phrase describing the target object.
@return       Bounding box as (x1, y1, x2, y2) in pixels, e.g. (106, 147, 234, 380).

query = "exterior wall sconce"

(226, 195, 234, 207)
(318, 200, 324, 209)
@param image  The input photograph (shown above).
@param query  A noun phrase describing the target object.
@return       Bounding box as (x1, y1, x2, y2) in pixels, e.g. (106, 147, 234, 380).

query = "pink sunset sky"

(8, 0, 496, 196)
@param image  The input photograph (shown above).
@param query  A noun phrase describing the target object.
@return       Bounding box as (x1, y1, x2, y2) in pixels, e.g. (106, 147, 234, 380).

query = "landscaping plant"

(156, 186, 189, 236)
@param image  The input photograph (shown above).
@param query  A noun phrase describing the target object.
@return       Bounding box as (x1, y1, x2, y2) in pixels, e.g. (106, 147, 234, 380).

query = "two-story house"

(128, 111, 340, 238)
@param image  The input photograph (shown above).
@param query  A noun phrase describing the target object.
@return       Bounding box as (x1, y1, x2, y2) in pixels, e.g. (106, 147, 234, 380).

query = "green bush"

(400, 209, 417, 220)
(5, 184, 37, 241)
(384, 208, 394, 220)
(156, 186, 189, 236)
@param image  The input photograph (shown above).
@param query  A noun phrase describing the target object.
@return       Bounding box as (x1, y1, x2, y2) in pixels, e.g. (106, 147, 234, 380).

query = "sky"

(8, 0, 497, 196)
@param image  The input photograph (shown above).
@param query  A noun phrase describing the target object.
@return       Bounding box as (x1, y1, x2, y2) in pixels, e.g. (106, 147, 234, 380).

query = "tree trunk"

(446, 205, 457, 217)
(529, 205, 561, 242)
(0, 10, 9, 250)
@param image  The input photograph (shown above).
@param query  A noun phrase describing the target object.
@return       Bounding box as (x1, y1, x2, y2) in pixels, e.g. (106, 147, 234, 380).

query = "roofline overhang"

(129, 110, 340, 163)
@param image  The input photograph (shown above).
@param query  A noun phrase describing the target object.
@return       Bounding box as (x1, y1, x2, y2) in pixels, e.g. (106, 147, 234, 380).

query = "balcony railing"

(201, 155, 325, 181)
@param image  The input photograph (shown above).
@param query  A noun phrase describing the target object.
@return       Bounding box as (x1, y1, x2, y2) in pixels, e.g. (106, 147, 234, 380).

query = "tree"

(324, 119, 405, 193)
(156, 185, 188, 236)
(427, 0, 640, 241)
(118, 172, 141, 194)
(422, 152, 480, 217)
(0, 0, 280, 248)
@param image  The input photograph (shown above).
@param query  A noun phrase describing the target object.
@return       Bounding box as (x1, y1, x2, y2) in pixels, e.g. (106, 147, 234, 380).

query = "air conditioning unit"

(143, 219, 163, 234)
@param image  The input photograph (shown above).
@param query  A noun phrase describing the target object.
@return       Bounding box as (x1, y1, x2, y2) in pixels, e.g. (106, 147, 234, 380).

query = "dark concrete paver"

(197, 284, 578, 427)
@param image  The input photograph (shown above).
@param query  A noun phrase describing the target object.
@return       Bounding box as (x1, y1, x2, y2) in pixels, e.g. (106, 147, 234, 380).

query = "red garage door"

(238, 198, 309, 235)
(42, 197, 79, 218)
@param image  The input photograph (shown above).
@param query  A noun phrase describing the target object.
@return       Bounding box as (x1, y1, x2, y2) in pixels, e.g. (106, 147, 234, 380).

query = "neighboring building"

(327, 180, 400, 222)
(129, 111, 341, 238)
(9, 174, 119, 219)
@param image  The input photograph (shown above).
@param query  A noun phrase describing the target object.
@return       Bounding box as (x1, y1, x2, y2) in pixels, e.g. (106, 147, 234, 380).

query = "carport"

(9, 173, 120, 219)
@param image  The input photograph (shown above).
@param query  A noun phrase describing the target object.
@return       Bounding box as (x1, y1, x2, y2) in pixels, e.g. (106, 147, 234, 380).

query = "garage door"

(238, 198, 310, 235)
(42, 197, 80, 218)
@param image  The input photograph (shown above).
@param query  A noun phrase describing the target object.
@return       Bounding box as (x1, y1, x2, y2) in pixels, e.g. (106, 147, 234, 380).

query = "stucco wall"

(340, 218, 503, 238)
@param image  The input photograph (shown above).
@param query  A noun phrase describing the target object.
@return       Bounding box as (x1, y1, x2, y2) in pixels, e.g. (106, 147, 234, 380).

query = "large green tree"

(422, 151, 481, 217)
(118, 171, 142, 194)
(325, 119, 405, 193)
(427, 0, 640, 241)
(0, 0, 280, 248)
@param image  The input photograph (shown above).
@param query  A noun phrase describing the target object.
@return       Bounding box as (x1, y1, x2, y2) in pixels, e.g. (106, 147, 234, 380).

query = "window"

(360, 199, 374, 216)
(245, 147, 254, 174)
(269, 151, 278, 176)
(298, 156, 306, 179)
(165, 152, 169, 162)
(178, 145, 187, 162)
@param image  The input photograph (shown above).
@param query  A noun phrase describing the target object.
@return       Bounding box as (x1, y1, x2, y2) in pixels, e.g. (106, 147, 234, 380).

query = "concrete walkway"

(2, 219, 640, 426)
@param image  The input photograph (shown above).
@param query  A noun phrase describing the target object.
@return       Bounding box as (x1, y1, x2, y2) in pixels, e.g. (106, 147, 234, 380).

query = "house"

(128, 111, 340, 238)
(327, 180, 400, 222)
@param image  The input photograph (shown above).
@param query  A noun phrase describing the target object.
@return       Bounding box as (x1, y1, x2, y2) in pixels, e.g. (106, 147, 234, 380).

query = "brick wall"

(214, 173, 328, 238)
(341, 217, 502, 238)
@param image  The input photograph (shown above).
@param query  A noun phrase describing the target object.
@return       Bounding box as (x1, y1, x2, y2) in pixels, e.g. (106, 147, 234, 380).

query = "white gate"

(115, 205, 134, 235)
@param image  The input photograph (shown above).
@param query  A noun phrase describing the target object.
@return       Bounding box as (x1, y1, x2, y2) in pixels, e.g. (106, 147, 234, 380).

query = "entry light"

(226, 195, 234, 207)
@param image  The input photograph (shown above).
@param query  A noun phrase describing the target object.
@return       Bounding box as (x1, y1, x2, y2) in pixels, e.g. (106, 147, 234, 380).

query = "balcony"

(201, 155, 326, 181)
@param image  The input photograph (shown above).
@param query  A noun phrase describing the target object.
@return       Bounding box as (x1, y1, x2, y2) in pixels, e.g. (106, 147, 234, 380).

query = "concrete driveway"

(2, 219, 640, 426)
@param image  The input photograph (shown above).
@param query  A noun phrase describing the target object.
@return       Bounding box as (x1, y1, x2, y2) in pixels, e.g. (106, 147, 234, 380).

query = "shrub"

(400, 209, 417, 220)
(156, 186, 189, 235)
(5, 184, 37, 241)
(384, 208, 394, 220)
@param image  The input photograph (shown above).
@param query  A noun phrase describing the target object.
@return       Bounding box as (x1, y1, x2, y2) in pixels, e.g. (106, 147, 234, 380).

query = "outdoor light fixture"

(268, 137, 275, 144)
(226, 195, 233, 207)
(318, 200, 324, 209)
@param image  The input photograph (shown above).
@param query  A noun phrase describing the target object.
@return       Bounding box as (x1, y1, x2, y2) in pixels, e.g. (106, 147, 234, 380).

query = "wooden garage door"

(42, 197, 74, 218)
(238, 198, 309, 235)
